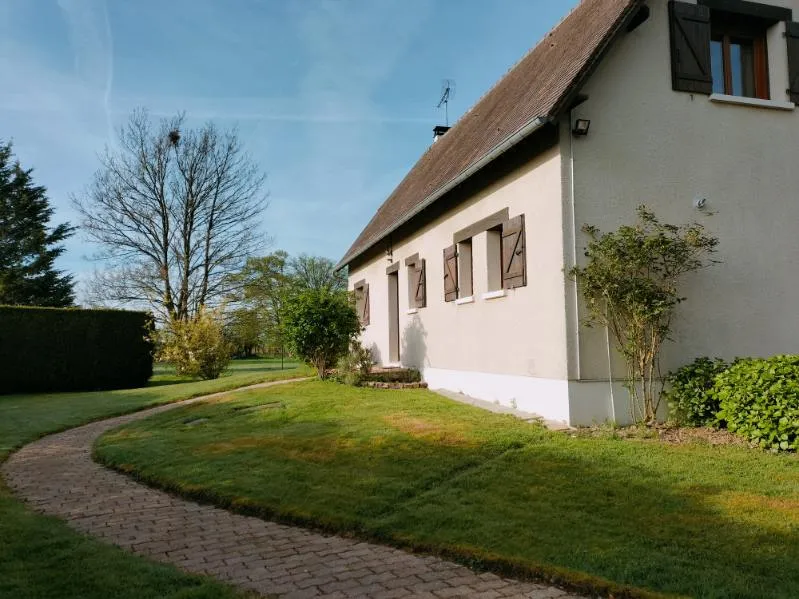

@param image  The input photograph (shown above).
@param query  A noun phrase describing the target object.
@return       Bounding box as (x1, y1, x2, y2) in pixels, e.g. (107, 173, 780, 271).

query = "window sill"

(454, 296, 475, 305)
(481, 289, 507, 300)
(709, 93, 795, 111)
(406, 308, 418, 315)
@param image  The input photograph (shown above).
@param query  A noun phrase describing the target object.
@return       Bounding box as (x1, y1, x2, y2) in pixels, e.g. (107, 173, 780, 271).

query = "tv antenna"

(437, 79, 456, 126)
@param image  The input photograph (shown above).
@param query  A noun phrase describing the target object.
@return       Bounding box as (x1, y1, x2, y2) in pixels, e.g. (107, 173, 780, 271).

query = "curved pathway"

(3, 380, 580, 599)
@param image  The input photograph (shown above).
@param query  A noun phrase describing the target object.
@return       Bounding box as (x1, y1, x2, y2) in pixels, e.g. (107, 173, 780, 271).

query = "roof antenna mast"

(437, 79, 456, 126)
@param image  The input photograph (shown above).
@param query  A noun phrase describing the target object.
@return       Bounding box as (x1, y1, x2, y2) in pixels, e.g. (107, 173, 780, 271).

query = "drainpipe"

(568, 109, 616, 421)
(567, 109, 582, 381)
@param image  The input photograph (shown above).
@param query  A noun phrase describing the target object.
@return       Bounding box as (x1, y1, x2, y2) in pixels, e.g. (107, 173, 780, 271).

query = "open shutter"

(502, 215, 526, 290)
(443, 245, 458, 302)
(414, 259, 426, 309)
(668, 1, 712, 94)
(787, 22, 799, 103)
(360, 284, 370, 325)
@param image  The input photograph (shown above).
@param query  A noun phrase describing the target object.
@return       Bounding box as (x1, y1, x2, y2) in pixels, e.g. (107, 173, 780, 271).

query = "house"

(337, 0, 799, 426)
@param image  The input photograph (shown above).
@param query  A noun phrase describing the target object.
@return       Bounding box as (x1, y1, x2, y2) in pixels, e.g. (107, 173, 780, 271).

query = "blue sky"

(0, 0, 577, 296)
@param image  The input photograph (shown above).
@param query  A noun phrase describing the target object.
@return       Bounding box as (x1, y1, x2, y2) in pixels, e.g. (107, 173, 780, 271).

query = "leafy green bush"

(157, 310, 232, 380)
(664, 357, 729, 426)
(715, 355, 799, 452)
(334, 341, 373, 386)
(568, 206, 718, 423)
(283, 288, 360, 379)
(0, 305, 153, 393)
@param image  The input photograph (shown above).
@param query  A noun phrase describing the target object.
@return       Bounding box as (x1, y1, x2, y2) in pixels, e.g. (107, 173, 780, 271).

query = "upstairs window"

(669, 0, 799, 102)
(710, 16, 769, 99)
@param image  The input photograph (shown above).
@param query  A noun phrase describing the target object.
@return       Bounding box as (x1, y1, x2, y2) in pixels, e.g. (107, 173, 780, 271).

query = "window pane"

(730, 39, 756, 98)
(457, 239, 473, 298)
(711, 39, 725, 94)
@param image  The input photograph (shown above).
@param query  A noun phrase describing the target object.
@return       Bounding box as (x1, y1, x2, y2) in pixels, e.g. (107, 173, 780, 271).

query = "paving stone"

(1, 378, 584, 599)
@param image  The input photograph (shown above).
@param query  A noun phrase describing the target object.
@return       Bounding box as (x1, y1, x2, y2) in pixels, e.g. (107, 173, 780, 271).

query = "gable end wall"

(570, 0, 799, 397)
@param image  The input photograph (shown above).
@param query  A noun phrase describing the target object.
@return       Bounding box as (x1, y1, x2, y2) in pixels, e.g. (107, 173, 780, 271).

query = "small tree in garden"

(283, 288, 360, 379)
(569, 206, 718, 423)
(157, 309, 233, 379)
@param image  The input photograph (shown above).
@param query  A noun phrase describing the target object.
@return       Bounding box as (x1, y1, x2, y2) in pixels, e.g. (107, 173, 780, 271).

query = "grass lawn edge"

(1, 373, 310, 459)
(0, 369, 309, 599)
(95, 447, 683, 599)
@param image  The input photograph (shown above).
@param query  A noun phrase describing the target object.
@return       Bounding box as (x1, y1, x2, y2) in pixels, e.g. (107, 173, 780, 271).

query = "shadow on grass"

(380, 441, 798, 599)
(99, 416, 798, 599)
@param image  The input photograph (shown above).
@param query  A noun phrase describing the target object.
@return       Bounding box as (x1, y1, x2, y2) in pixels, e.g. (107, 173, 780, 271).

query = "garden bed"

(573, 424, 749, 448)
(363, 367, 422, 383)
(362, 381, 428, 390)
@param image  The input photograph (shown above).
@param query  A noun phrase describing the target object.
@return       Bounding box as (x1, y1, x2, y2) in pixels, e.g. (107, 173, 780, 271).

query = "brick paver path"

(3, 380, 581, 599)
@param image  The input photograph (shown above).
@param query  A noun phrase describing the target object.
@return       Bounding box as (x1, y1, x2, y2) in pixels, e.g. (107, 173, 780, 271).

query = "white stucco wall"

(347, 0, 799, 426)
(570, 0, 799, 382)
(348, 145, 571, 421)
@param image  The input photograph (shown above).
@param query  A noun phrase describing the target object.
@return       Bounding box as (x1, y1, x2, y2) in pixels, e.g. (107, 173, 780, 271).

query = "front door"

(388, 271, 400, 363)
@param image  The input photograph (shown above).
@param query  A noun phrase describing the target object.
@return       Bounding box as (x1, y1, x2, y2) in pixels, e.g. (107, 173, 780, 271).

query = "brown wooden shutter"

(668, 1, 712, 95)
(502, 215, 526, 290)
(443, 245, 458, 302)
(414, 259, 426, 308)
(787, 22, 799, 103)
(360, 284, 370, 325)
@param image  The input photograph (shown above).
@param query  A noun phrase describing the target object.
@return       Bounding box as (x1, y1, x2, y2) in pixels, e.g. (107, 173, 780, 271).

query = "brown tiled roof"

(338, 0, 641, 268)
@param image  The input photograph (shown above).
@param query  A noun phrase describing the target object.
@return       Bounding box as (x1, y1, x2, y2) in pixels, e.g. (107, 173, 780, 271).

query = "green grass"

(0, 357, 309, 599)
(0, 358, 308, 458)
(96, 381, 799, 599)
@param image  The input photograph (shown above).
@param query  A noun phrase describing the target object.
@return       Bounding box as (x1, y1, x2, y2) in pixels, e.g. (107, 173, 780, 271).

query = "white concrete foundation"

(568, 380, 669, 426)
(423, 368, 668, 426)
(422, 367, 571, 424)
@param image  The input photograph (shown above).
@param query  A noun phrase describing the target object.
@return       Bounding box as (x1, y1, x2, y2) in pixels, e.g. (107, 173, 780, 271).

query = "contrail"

(57, 0, 114, 140)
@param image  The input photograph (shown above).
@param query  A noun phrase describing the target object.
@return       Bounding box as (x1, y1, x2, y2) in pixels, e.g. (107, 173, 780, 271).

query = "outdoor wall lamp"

(572, 119, 591, 136)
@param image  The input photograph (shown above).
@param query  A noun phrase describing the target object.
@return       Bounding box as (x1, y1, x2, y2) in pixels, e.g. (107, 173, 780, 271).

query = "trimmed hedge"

(0, 306, 154, 393)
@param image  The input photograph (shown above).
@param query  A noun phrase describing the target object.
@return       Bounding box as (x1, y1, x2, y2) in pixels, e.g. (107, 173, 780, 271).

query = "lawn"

(96, 381, 799, 599)
(0, 357, 309, 599)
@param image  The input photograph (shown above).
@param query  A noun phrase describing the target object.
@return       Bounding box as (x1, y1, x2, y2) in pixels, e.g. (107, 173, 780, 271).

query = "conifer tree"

(0, 141, 75, 307)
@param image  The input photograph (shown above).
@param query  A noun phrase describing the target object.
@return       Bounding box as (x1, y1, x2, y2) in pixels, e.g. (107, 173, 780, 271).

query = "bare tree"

(288, 254, 347, 293)
(73, 109, 268, 321)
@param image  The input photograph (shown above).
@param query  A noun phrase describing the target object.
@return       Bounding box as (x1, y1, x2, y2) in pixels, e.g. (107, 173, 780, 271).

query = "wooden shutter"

(443, 245, 458, 302)
(502, 215, 526, 290)
(668, 1, 712, 95)
(787, 22, 799, 104)
(413, 259, 426, 309)
(357, 283, 370, 325)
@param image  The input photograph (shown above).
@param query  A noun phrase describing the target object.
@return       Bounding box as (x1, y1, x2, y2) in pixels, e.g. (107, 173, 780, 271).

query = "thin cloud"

(288, 0, 434, 248)
(57, 0, 114, 138)
(109, 95, 432, 124)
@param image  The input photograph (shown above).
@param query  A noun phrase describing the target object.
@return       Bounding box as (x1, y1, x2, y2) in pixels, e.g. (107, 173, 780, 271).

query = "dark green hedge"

(0, 306, 154, 394)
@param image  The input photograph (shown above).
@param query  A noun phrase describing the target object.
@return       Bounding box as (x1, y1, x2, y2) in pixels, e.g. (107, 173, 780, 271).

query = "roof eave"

(336, 115, 553, 270)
